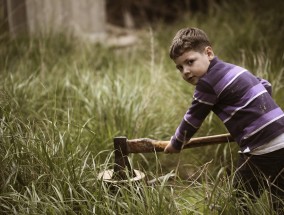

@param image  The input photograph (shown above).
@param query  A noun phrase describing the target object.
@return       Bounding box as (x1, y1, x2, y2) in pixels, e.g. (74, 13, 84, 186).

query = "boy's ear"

(205, 46, 214, 60)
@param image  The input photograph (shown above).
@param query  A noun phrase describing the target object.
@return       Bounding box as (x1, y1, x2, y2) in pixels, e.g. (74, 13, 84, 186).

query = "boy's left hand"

(164, 143, 181, 154)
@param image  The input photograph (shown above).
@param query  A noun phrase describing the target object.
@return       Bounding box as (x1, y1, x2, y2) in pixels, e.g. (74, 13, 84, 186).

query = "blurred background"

(0, 0, 284, 214)
(1, 0, 284, 186)
(1, 0, 217, 38)
(1, 0, 284, 189)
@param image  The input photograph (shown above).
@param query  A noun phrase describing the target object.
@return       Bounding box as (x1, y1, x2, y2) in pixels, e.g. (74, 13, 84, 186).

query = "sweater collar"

(207, 56, 219, 72)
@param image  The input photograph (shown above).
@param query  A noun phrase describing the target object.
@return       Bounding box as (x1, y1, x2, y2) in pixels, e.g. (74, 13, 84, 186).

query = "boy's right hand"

(164, 143, 181, 154)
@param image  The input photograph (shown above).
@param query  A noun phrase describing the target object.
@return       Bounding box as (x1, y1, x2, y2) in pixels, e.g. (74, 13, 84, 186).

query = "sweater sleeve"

(171, 83, 217, 150)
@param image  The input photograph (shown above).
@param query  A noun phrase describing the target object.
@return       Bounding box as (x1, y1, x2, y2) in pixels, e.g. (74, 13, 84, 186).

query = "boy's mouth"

(187, 76, 194, 82)
(183, 75, 198, 84)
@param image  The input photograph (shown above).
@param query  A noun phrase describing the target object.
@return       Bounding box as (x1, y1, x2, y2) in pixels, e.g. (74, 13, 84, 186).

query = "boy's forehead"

(175, 51, 199, 62)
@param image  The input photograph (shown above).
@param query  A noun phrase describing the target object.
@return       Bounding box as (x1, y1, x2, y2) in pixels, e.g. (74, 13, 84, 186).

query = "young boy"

(164, 27, 284, 212)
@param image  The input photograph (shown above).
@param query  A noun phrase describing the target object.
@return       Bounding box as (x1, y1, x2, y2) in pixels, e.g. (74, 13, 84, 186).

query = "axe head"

(113, 137, 136, 180)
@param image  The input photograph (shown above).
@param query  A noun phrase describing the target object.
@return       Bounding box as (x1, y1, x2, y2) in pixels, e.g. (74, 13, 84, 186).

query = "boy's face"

(174, 46, 214, 85)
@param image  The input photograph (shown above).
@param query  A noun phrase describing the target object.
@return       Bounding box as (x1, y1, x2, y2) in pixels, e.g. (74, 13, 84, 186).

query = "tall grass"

(0, 0, 284, 214)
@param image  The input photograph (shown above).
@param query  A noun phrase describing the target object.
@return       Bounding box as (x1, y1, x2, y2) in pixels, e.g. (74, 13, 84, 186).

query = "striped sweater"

(171, 57, 284, 152)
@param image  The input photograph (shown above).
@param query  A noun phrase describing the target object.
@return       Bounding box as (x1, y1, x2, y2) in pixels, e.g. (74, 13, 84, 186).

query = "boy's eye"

(187, 59, 194, 65)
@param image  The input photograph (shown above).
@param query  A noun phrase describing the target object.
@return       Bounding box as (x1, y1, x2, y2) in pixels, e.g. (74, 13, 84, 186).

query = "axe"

(110, 133, 234, 180)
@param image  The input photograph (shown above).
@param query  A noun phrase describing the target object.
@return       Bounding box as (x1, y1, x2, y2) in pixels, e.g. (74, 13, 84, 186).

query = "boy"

(164, 27, 284, 213)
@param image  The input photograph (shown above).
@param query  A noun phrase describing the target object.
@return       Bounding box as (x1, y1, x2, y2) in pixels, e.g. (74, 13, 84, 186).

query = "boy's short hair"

(169, 27, 211, 60)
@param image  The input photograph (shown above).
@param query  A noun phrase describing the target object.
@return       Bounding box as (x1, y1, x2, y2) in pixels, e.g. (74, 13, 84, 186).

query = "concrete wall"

(6, 0, 106, 40)
(6, 0, 28, 37)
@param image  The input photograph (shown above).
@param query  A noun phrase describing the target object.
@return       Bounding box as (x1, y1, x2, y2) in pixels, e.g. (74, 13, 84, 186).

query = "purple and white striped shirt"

(171, 57, 284, 152)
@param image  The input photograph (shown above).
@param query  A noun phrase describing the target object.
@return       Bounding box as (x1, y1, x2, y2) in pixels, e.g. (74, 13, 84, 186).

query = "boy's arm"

(258, 77, 272, 95)
(164, 97, 213, 153)
(164, 82, 217, 154)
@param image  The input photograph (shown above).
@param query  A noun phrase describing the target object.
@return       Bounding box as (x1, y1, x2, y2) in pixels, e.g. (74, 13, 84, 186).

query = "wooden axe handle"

(127, 133, 234, 153)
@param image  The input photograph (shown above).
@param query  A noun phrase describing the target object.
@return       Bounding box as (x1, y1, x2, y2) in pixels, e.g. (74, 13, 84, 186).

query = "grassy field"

(0, 1, 284, 214)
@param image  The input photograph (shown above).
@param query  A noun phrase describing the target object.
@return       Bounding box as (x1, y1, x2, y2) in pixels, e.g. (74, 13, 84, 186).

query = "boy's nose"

(183, 67, 191, 75)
